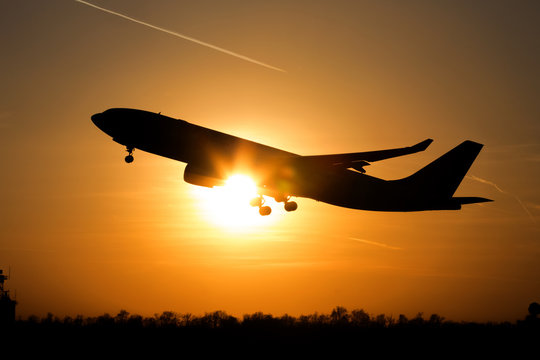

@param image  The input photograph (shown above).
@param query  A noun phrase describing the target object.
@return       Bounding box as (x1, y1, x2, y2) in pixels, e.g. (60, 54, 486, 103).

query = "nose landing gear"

(125, 147, 134, 163)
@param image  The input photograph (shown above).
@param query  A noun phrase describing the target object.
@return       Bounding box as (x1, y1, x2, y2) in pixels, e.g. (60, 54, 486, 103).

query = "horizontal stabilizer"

(453, 197, 493, 205)
(410, 138, 434, 153)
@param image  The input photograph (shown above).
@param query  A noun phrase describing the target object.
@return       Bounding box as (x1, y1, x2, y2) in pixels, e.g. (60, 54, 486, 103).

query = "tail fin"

(402, 140, 484, 200)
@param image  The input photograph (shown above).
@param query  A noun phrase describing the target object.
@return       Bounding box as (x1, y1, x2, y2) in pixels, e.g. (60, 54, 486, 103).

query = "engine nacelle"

(183, 163, 225, 188)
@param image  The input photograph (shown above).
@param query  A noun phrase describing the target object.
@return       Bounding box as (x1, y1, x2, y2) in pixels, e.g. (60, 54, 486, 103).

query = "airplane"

(91, 108, 492, 215)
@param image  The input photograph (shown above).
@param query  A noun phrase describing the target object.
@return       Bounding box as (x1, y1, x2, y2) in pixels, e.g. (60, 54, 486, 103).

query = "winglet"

(411, 138, 433, 152)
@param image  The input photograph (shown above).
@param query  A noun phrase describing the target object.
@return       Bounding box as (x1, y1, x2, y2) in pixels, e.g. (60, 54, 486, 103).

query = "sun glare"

(190, 174, 281, 230)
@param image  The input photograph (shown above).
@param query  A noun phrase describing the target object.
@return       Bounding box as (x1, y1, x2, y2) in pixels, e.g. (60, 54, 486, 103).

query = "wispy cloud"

(467, 175, 505, 193)
(527, 203, 540, 210)
(348, 237, 403, 251)
(75, 0, 286, 73)
(467, 175, 536, 223)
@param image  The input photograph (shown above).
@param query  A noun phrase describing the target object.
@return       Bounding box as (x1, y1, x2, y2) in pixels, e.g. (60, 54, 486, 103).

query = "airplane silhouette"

(91, 108, 492, 215)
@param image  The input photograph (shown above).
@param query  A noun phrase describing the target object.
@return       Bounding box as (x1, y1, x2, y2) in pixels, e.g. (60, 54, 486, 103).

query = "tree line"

(14, 303, 540, 330)
(4, 304, 538, 356)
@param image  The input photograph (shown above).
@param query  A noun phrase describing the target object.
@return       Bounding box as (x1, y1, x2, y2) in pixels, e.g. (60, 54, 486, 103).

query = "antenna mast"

(0, 268, 17, 326)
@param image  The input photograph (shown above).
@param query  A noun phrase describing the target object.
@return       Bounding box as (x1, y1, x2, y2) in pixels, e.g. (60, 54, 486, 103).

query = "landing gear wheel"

(284, 201, 298, 212)
(259, 206, 272, 216)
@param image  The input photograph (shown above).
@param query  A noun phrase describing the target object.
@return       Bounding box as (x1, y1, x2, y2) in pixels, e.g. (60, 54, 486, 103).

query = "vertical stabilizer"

(403, 140, 483, 200)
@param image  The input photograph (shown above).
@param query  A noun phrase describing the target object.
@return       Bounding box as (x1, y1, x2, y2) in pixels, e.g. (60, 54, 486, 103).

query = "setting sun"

(190, 174, 281, 230)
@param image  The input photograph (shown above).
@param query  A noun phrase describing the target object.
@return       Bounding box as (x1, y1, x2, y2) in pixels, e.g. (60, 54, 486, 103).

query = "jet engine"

(183, 163, 225, 188)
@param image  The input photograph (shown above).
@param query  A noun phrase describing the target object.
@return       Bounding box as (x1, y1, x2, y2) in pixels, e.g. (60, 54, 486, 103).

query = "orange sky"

(1, 0, 539, 322)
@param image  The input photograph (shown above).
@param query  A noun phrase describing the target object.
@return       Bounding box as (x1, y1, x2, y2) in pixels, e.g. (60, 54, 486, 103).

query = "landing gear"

(250, 194, 298, 215)
(279, 195, 298, 212)
(259, 206, 272, 216)
(124, 147, 134, 163)
(250, 196, 272, 216)
(284, 201, 298, 212)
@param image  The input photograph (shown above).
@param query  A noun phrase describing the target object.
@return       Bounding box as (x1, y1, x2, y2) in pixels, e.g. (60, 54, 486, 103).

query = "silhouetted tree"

(158, 311, 178, 328)
(42, 312, 55, 325)
(351, 309, 370, 327)
(316, 313, 331, 325)
(27, 314, 39, 324)
(179, 313, 193, 327)
(279, 314, 296, 327)
(298, 314, 312, 327)
(428, 314, 445, 327)
(373, 314, 387, 327)
(243, 312, 276, 328)
(200, 310, 238, 328)
(409, 312, 425, 326)
(398, 314, 408, 326)
(142, 315, 157, 328)
(331, 306, 349, 325)
(115, 309, 130, 325)
(63, 316, 73, 326)
(73, 315, 84, 327)
(523, 302, 540, 327)
(528, 302, 540, 317)
(96, 313, 114, 327)
(127, 314, 143, 328)
(386, 315, 395, 327)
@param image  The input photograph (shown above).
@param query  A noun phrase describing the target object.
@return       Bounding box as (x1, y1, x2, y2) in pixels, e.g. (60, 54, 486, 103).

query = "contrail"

(349, 237, 403, 251)
(467, 175, 505, 193)
(75, 0, 286, 73)
(467, 175, 536, 223)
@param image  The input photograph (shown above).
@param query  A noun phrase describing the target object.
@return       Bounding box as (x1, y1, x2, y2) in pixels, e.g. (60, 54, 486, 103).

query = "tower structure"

(0, 269, 17, 325)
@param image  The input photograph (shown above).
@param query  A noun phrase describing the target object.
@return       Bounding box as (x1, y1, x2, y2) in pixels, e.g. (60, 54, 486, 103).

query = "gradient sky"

(1, 0, 539, 322)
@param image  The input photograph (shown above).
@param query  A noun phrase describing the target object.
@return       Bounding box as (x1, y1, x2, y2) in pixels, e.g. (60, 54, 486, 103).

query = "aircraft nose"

(91, 112, 104, 129)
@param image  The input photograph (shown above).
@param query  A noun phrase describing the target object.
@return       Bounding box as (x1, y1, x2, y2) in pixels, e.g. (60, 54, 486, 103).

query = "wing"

(292, 138, 433, 172)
